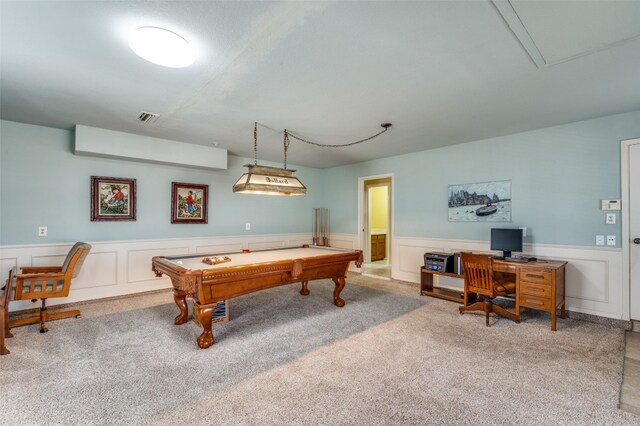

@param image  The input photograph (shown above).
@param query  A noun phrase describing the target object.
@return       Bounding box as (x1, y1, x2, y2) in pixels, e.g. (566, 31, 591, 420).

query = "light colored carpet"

(1, 276, 637, 425)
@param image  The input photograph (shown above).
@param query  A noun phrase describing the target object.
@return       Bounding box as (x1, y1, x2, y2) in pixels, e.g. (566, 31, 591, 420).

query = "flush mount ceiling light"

(128, 26, 195, 68)
(233, 123, 307, 196)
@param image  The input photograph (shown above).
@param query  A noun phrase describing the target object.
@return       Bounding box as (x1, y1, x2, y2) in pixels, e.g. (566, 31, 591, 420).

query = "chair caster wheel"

(39, 328, 48, 334)
(75, 315, 81, 319)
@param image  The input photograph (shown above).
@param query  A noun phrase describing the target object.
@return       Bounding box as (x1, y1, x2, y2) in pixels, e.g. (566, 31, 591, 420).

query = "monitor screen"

(490, 228, 523, 259)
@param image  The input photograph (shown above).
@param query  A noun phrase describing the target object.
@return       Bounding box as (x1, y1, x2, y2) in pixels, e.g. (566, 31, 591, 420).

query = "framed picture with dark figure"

(171, 182, 208, 224)
(91, 176, 136, 221)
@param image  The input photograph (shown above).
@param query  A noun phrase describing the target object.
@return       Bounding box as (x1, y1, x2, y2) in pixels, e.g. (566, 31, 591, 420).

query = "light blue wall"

(320, 110, 640, 247)
(0, 120, 324, 245)
(3, 111, 640, 248)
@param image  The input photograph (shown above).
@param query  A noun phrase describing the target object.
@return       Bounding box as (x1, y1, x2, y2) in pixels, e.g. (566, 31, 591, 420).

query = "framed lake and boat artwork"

(91, 176, 136, 221)
(448, 180, 511, 222)
(171, 182, 208, 224)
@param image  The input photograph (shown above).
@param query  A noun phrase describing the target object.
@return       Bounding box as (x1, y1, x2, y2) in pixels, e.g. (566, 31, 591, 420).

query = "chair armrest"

(20, 266, 63, 273)
(16, 272, 65, 280)
(14, 272, 66, 299)
(1, 279, 9, 355)
(1, 272, 11, 309)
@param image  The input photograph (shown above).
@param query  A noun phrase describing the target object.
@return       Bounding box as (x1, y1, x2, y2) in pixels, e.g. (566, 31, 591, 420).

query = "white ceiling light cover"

(128, 26, 195, 68)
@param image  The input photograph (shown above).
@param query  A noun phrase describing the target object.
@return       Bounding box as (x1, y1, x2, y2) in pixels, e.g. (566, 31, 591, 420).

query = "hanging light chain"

(286, 123, 392, 148)
(253, 121, 258, 165)
(251, 122, 391, 169)
(283, 130, 291, 169)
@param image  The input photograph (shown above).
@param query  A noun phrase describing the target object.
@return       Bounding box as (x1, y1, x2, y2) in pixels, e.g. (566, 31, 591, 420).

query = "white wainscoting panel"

(0, 257, 17, 280)
(73, 251, 118, 289)
(5, 233, 623, 320)
(328, 234, 356, 250)
(1, 233, 312, 312)
(392, 236, 625, 320)
(32, 254, 67, 266)
(328, 233, 360, 272)
(127, 247, 189, 284)
(195, 243, 244, 254)
(564, 259, 608, 303)
(288, 238, 314, 247)
(248, 240, 287, 251)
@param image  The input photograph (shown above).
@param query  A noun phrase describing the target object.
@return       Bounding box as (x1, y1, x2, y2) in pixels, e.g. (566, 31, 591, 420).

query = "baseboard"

(7, 288, 173, 318)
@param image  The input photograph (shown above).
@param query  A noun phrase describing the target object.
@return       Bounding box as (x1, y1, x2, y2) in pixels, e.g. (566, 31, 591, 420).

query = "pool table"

(152, 245, 363, 349)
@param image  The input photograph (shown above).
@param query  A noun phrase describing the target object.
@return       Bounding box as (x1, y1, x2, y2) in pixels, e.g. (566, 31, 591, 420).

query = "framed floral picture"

(171, 182, 208, 224)
(91, 176, 136, 221)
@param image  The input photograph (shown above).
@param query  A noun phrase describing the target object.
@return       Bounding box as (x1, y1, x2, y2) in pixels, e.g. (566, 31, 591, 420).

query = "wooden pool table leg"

(194, 303, 215, 349)
(300, 281, 310, 296)
(332, 277, 346, 307)
(173, 289, 189, 325)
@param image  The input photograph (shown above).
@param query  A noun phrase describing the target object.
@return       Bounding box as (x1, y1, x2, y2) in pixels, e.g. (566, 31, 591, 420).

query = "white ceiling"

(2, 1, 640, 169)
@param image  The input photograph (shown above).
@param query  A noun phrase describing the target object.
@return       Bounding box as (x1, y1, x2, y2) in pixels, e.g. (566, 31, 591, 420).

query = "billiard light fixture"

(128, 26, 195, 68)
(233, 122, 392, 197)
(233, 123, 307, 196)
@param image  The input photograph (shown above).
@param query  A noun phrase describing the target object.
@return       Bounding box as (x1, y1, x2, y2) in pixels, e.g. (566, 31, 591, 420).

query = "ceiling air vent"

(137, 111, 160, 123)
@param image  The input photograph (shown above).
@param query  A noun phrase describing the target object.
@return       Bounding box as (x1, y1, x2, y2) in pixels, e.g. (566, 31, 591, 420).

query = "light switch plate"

(601, 200, 621, 210)
(606, 213, 616, 224)
(606, 235, 616, 246)
(596, 235, 605, 246)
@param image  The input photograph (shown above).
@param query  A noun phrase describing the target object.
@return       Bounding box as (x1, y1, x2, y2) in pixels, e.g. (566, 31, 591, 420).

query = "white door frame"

(358, 173, 394, 266)
(622, 137, 640, 321)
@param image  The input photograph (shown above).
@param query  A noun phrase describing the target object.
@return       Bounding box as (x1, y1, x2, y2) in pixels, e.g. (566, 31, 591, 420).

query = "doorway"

(623, 138, 640, 321)
(359, 175, 392, 280)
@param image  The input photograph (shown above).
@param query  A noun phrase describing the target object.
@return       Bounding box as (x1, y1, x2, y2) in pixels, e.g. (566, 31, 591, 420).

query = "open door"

(623, 138, 640, 322)
(359, 175, 392, 279)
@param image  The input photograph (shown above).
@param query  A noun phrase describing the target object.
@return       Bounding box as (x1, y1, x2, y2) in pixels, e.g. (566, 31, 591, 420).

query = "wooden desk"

(421, 259, 567, 330)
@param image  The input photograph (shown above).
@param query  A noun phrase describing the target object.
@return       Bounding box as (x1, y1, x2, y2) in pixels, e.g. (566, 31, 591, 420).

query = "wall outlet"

(245, 223, 251, 231)
(596, 235, 605, 246)
(38, 226, 47, 237)
(519, 226, 527, 237)
(606, 235, 616, 246)
(606, 213, 616, 224)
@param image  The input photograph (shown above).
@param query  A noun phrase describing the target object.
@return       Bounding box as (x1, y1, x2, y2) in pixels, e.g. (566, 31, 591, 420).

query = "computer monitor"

(490, 228, 523, 259)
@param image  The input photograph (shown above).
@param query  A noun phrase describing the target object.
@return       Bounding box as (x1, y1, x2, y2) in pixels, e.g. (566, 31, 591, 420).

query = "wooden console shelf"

(420, 269, 465, 303)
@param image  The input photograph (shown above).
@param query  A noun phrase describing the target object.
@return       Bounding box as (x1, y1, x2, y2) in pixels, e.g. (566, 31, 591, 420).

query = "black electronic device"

(424, 252, 454, 273)
(504, 255, 537, 263)
(453, 252, 464, 275)
(490, 228, 523, 259)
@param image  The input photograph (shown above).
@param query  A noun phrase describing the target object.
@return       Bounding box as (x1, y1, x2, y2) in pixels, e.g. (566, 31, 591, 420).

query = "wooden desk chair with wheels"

(9, 242, 91, 334)
(459, 252, 519, 326)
